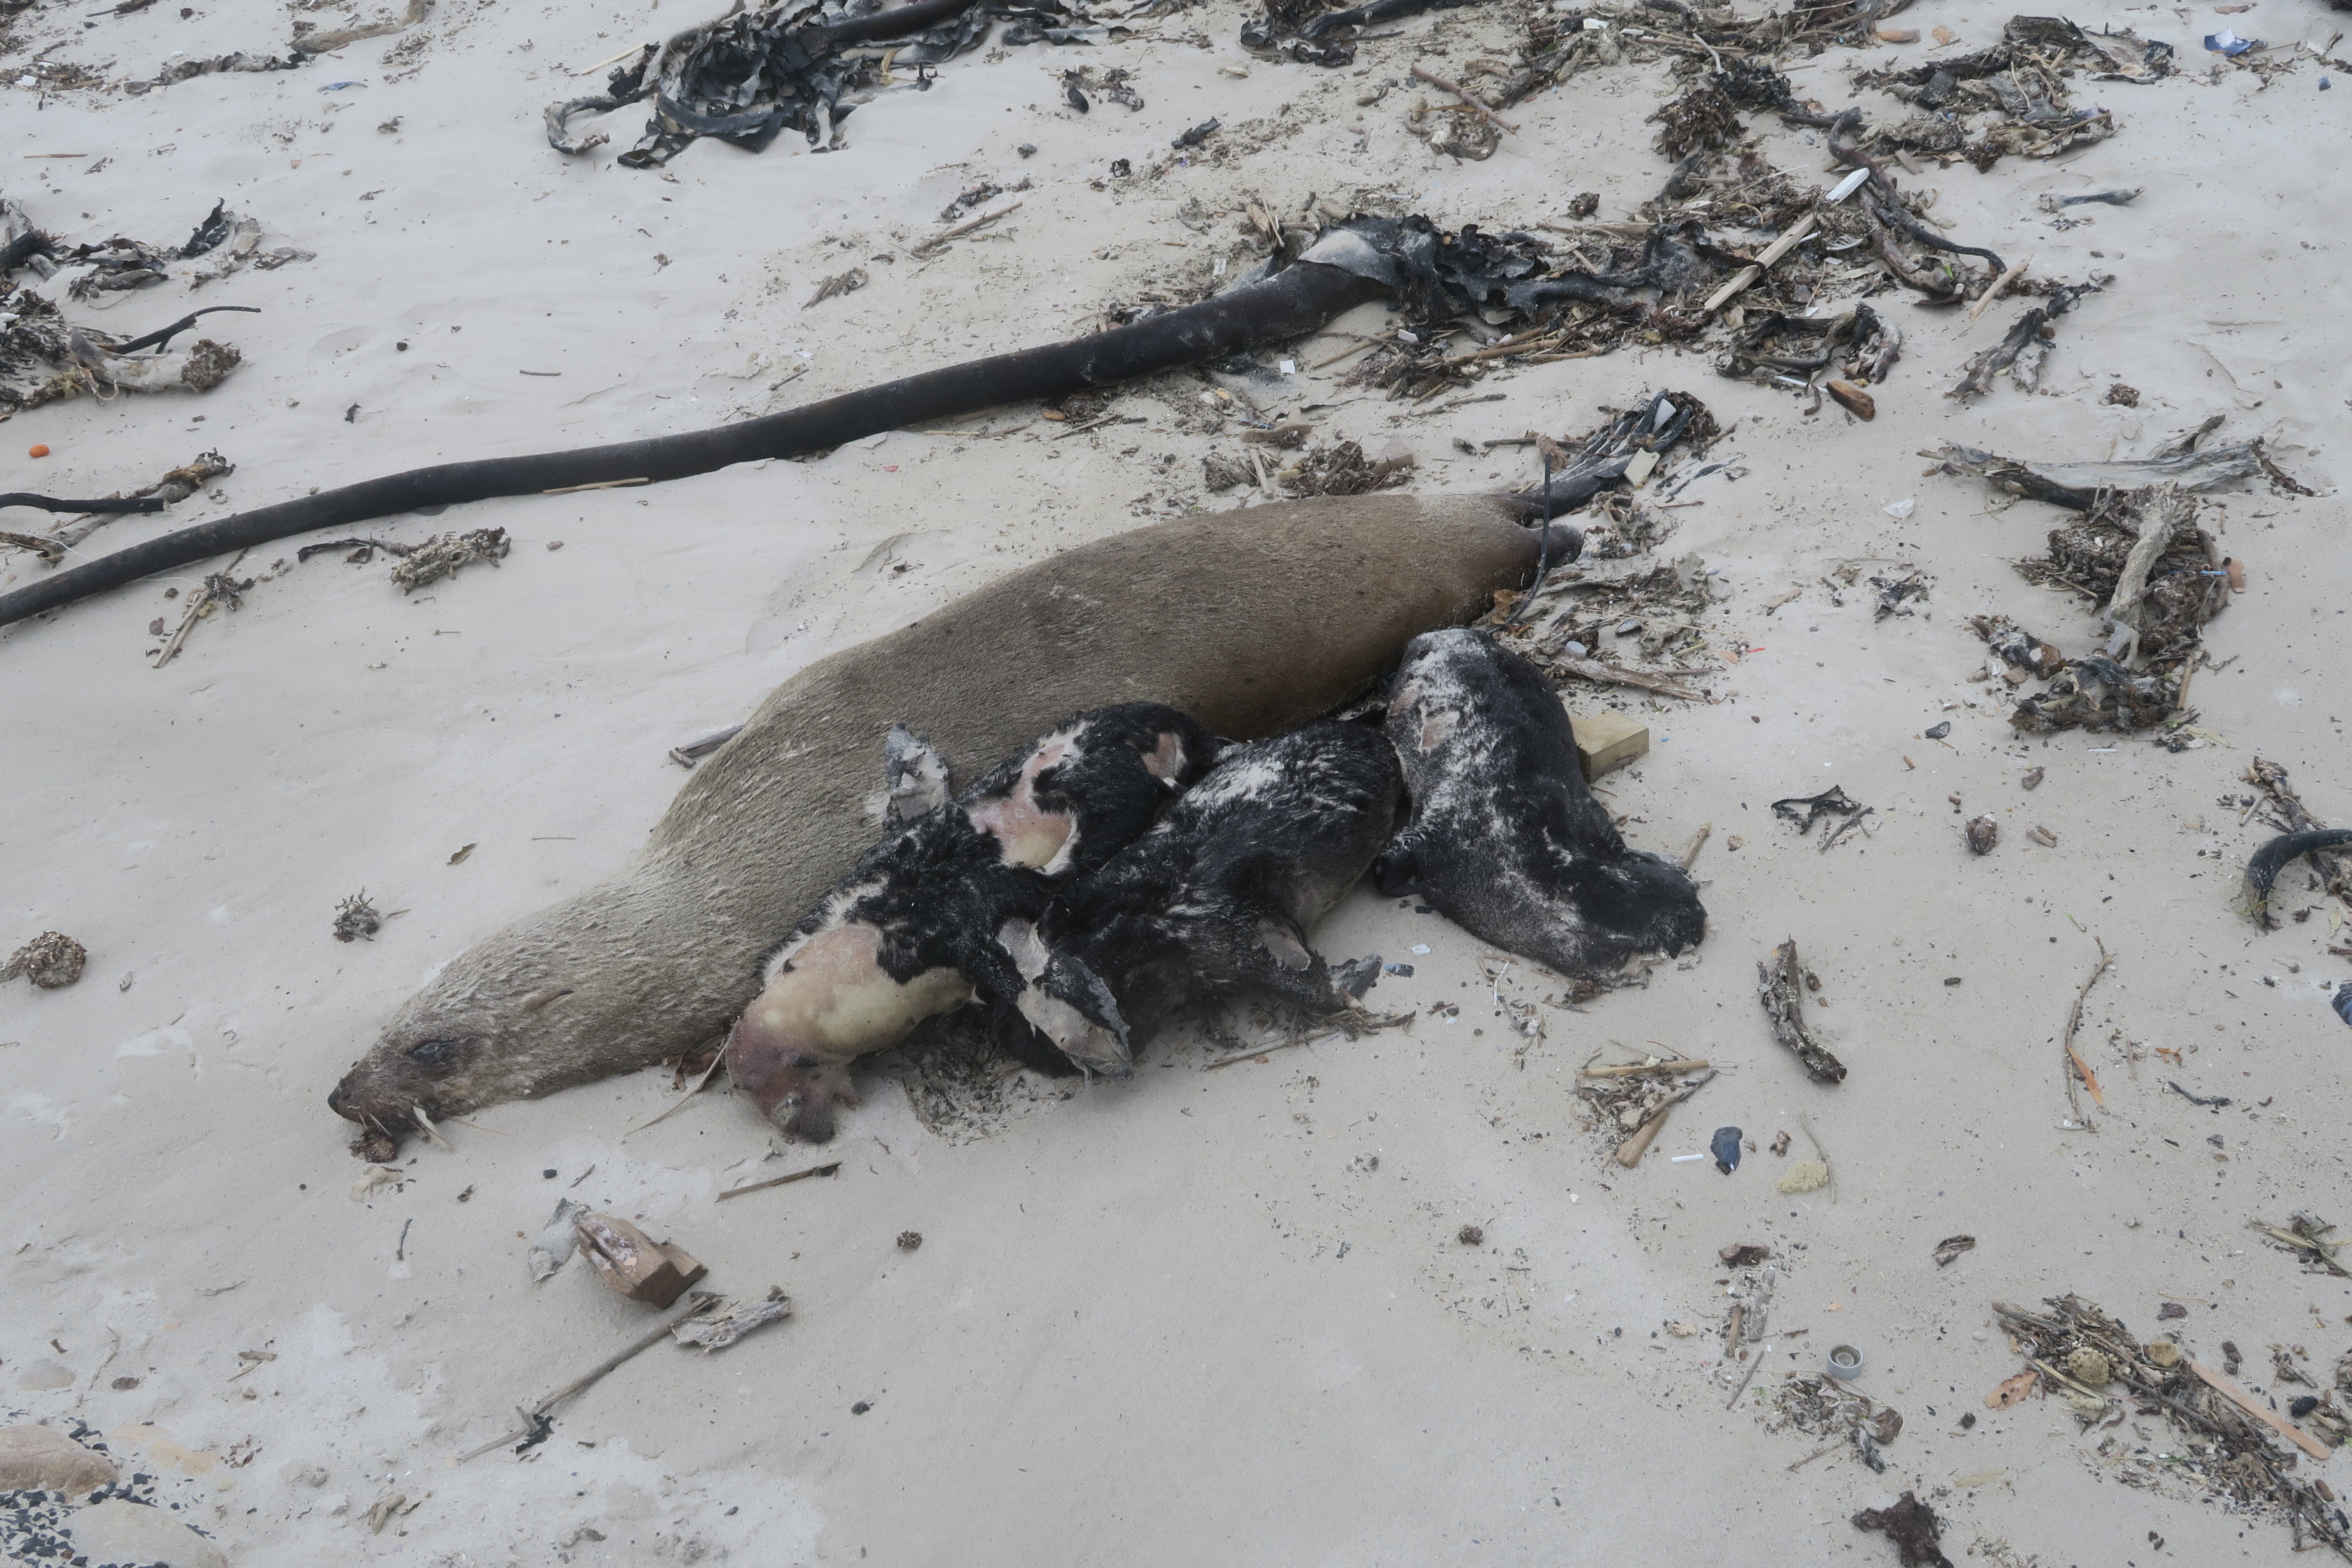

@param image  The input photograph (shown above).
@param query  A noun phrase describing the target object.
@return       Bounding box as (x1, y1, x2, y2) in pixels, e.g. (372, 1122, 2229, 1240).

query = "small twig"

(1725, 1349, 1766, 1409)
(716, 1161, 842, 1202)
(909, 201, 1022, 256)
(456, 1295, 723, 1462)
(1410, 65, 1519, 134)
(2062, 940, 2113, 1123)
(152, 547, 245, 669)
(1677, 823, 1712, 872)
(1614, 1069, 1715, 1166)
(1786, 1441, 1838, 1472)
(542, 477, 649, 495)
(1204, 1035, 1310, 1070)
(623, 1051, 725, 1136)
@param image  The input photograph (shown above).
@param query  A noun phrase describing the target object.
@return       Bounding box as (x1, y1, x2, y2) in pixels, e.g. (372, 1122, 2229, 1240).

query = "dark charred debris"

(547, 0, 1090, 165)
(2240, 759, 2352, 929)
(1852, 1492, 1952, 1568)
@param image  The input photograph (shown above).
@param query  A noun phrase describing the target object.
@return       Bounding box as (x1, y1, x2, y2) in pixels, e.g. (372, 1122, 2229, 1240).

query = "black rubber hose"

(2245, 828, 2352, 921)
(0, 260, 1384, 630)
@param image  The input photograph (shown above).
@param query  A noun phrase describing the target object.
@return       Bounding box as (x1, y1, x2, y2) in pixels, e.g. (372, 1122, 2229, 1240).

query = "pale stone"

(0, 1425, 118, 1494)
(69, 1498, 230, 1568)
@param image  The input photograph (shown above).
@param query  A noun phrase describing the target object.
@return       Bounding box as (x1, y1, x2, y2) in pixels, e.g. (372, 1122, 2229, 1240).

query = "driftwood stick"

(1678, 822, 1712, 872)
(1758, 939, 1847, 1084)
(716, 1161, 842, 1202)
(1410, 65, 1519, 134)
(1966, 254, 2033, 323)
(2061, 940, 2112, 1121)
(1700, 211, 1819, 314)
(1580, 1058, 1709, 1078)
(2189, 1360, 2334, 1461)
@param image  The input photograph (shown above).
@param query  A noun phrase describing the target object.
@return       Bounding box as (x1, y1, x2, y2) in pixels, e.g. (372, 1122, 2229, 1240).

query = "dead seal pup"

(724, 703, 1216, 1142)
(995, 720, 1403, 1078)
(329, 494, 1575, 1158)
(1376, 629, 1705, 976)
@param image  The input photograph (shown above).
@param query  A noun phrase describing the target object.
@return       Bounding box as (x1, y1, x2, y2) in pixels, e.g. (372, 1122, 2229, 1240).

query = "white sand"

(5, 0, 2351, 1561)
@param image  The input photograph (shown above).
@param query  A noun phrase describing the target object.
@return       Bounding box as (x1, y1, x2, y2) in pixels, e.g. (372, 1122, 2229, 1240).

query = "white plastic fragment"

(1829, 168, 1871, 203)
(1410, 943, 1431, 955)
(1884, 497, 1916, 519)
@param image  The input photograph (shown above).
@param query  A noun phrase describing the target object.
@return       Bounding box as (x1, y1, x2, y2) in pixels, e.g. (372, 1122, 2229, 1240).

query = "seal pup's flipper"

(881, 722, 951, 826)
(995, 917, 1134, 1078)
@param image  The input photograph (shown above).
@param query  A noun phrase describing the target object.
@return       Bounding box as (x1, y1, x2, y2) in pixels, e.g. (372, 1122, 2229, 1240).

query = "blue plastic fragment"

(319, 80, 368, 90)
(2333, 983, 2352, 1027)
(1384, 962, 1415, 978)
(2204, 30, 2258, 55)
(1711, 1125, 1743, 1174)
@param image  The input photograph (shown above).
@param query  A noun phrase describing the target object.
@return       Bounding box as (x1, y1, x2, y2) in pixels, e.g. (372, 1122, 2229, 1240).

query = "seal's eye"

(405, 1038, 466, 1067)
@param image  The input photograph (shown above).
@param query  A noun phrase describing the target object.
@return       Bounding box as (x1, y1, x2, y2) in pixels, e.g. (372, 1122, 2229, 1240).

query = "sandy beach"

(5, 0, 2352, 1561)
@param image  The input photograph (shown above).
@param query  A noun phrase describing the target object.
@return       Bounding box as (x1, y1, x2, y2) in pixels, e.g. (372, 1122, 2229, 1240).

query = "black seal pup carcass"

(995, 719, 1404, 1077)
(725, 703, 1217, 1141)
(1376, 629, 1704, 975)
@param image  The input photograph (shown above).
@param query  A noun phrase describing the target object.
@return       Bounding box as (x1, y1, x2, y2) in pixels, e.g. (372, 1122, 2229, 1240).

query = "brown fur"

(328, 493, 1559, 1152)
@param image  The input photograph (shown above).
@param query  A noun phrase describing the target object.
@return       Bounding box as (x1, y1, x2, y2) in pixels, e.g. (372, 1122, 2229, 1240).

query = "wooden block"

(1571, 708, 1649, 782)
(575, 1213, 708, 1309)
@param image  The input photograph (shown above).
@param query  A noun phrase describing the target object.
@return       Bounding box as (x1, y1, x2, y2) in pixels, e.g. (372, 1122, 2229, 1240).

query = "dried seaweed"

(2, 931, 86, 989)
(547, 0, 1075, 167)
(1853, 1493, 1953, 1568)
(1995, 484, 2224, 735)
(1279, 439, 1413, 496)
(389, 528, 511, 593)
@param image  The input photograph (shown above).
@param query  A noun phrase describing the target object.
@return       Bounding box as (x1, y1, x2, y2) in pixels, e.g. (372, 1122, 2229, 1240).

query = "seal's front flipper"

(882, 722, 951, 826)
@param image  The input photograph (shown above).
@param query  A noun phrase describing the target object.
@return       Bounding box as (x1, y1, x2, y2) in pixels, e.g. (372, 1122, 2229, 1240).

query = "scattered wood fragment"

(1410, 65, 1519, 134)
(1614, 1068, 1714, 1166)
(1758, 939, 1847, 1084)
(542, 477, 649, 495)
(2188, 1360, 2333, 1461)
(716, 1161, 842, 1202)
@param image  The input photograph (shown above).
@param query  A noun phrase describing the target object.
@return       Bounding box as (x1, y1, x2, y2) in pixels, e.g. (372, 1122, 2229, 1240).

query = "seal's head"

(329, 987, 554, 1161)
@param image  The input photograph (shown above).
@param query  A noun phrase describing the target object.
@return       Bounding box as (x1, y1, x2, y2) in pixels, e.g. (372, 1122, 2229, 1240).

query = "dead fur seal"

(996, 718, 1403, 1078)
(1375, 628, 1704, 976)
(725, 703, 1216, 1142)
(329, 494, 1575, 1157)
